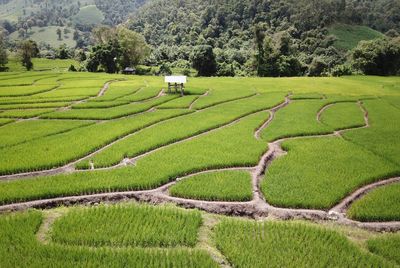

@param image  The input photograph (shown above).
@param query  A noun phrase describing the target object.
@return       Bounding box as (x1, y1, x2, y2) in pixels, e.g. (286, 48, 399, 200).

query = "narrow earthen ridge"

(196, 215, 232, 268)
(330, 177, 400, 214)
(36, 211, 64, 244)
(189, 90, 209, 110)
(316, 103, 335, 122)
(254, 95, 291, 140)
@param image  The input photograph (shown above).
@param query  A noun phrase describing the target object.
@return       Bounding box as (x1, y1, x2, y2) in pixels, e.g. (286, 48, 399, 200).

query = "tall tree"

(18, 40, 35, 71)
(117, 26, 150, 68)
(0, 30, 8, 70)
(190, 45, 217, 76)
(56, 28, 62, 40)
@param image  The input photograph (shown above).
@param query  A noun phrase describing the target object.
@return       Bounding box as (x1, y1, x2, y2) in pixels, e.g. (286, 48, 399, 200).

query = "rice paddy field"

(0, 70, 399, 267)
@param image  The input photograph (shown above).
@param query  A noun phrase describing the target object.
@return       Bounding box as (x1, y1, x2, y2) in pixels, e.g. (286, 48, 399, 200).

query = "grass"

(0, 211, 218, 268)
(328, 23, 384, 50)
(43, 95, 178, 120)
(260, 99, 333, 142)
(0, 84, 58, 97)
(347, 183, 400, 222)
(0, 109, 189, 175)
(158, 95, 200, 109)
(343, 99, 400, 165)
(215, 219, 392, 267)
(169, 171, 253, 201)
(0, 120, 94, 149)
(72, 100, 130, 109)
(320, 102, 366, 130)
(0, 101, 71, 109)
(0, 108, 55, 118)
(0, 118, 14, 126)
(9, 26, 77, 48)
(52, 204, 202, 248)
(0, 112, 268, 204)
(367, 234, 400, 265)
(261, 137, 398, 209)
(117, 86, 162, 102)
(76, 92, 283, 169)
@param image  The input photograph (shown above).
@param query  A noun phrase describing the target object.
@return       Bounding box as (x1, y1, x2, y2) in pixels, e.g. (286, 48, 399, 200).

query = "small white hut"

(165, 76, 187, 96)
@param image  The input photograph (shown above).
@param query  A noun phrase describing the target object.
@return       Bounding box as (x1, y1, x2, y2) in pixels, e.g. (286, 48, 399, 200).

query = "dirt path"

(196, 214, 232, 268)
(330, 177, 400, 214)
(36, 210, 64, 244)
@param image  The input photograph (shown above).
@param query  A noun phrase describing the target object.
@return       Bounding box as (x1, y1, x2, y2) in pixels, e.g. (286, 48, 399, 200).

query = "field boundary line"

(329, 177, 400, 214)
(189, 90, 209, 110)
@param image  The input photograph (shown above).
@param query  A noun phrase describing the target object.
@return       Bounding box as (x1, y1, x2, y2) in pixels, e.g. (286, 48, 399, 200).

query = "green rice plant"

(43, 95, 179, 120)
(192, 90, 257, 109)
(0, 118, 14, 127)
(382, 96, 400, 110)
(215, 219, 392, 268)
(342, 99, 400, 165)
(0, 101, 71, 109)
(367, 234, 400, 265)
(261, 99, 333, 142)
(93, 80, 144, 102)
(0, 73, 57, 86)
(0, 120, 94, 149)
(71, 100, 131, 109)
(0, 211, 218, 268)
(0, 109, 189, 175)
(52, 204, 202, 247)
(169, 171, 253, 201)
(0, 84, 58, 97)
(262, 137, 398, 209)
(320, 102, 366, 130)
(291, 93, 324, 100)
(0, 108, 55, 118)
(0, 112, 268, 204)
(0, 96, 86, 104)
(158, 95, 199, 109)
(117, 86, 162, 102)
(347, 183, 400, 222)
(77, 92, 284, 169)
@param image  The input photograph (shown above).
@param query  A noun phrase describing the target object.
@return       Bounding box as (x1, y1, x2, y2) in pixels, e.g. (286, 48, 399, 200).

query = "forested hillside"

(127, 0, 400, 76)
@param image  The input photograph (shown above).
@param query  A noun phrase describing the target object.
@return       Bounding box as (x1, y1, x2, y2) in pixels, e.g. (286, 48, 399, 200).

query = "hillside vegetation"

(329, 24, 384, 50)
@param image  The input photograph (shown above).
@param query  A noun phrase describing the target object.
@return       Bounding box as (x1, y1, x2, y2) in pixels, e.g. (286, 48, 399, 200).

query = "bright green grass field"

(262, 137, 398, 209)
(0, 112, 267, 204)
(328, 24, 384, 51)
(52, 204, 202, 248)
(215, 219, 392, 267)
(0, 211, 217, 268)
(367, 234, 400, 265)
(169, 171, 253, 202)
(347, 183, 400, 222)
(11, 26, 77, 48)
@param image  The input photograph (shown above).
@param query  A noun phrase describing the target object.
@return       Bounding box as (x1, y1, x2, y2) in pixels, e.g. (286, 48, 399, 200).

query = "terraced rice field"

(0, 72, 399, 267)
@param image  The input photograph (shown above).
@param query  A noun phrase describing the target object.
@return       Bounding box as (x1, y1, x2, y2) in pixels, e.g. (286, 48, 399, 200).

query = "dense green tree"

(352, 38, 400, 75)
(190, 45, 217, 76)
(56, 28, 62, 40)
(117, 26, 150, 68)
(87, 40, 121, 73)
(0, 32, 7, 70)
(56, 44, 71, 59)
(18, 40, 35, 71)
